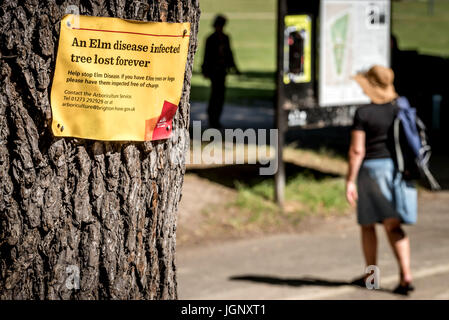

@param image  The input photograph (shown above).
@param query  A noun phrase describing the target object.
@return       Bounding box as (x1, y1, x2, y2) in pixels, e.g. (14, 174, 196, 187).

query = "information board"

(319, 0, 390, 106)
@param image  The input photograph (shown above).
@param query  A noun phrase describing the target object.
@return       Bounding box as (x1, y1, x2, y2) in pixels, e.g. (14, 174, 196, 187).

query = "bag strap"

(421, 165, 441, 190)
(393, 117, 405, 173)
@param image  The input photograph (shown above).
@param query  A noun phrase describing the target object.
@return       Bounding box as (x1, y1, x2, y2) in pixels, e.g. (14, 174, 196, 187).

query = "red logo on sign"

(145, 100, 178, 141)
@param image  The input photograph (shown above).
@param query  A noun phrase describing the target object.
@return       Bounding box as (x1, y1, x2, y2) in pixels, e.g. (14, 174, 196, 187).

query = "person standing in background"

(346, 65, 417, 295)
(202, 15, 240, 129)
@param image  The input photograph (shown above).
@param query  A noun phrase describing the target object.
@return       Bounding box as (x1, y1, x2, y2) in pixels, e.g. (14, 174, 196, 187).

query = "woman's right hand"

(345, 180, 358, 207)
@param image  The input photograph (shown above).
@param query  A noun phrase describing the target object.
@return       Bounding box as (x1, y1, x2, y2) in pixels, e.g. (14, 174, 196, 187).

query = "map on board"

(319, 0, 390, 107)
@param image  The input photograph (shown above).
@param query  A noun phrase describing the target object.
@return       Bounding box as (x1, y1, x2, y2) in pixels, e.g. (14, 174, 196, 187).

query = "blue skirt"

(357, 158, 417, 225)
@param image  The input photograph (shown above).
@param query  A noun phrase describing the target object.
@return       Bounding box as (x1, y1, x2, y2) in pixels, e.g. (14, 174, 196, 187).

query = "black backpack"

(393, 97, 440, 190)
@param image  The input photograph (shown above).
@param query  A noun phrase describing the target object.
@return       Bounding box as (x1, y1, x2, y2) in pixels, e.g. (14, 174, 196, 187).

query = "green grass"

(190, 72, 276, 104)
(192, 0, 276, 104)
(284, 173, 348, 213)
(232, 172, 349, 228)
(191, 0, 449, 104)
(393, 0, 449, 57)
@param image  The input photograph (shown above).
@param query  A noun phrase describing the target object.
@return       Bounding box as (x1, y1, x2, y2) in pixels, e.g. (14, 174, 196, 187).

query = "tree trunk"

(0, 0, 199, 300)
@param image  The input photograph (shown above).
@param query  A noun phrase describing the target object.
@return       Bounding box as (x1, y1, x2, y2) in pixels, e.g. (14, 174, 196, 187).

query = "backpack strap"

(393, 117, 405, 172)
(421, 165, 441, 190)
(415, 117, 431, 165)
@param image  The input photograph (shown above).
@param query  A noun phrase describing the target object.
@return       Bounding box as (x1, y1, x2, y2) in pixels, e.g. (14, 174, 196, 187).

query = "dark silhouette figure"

(202, 15, 240, 128)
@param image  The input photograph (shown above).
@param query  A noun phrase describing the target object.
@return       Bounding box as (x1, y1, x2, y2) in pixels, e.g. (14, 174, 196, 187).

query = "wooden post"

(274, 110, 286, 208)
(275, 0, 286, 208)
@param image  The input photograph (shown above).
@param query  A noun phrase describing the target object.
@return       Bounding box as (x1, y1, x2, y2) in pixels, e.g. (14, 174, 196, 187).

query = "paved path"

(177, 191, 449, 300)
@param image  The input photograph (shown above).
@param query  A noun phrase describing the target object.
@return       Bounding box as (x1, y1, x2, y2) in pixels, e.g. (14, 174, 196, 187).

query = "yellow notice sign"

(283, 15, 312, 84)
(51, 15, 190, 141)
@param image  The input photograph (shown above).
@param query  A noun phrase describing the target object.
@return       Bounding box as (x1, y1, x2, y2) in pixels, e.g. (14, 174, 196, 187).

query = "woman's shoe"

(392, 283, 415, 295)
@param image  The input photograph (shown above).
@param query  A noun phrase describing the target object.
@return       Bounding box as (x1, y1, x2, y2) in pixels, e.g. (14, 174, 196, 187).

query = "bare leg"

(383, 218, 412, 285)
(361, 224, 377, 267)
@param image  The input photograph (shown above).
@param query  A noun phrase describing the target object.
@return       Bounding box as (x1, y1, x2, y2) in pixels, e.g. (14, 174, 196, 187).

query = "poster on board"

(283, 15, 312, 85)
(51, 14, 190, 141)
(319, 0, 390, 107)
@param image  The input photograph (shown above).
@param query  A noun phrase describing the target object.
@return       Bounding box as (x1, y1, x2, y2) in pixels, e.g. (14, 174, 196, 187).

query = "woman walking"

(346, 65, 417, 295)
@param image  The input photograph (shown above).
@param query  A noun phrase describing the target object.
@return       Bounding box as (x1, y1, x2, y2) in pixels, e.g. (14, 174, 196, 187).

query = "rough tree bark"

(0, 0, 199, 299)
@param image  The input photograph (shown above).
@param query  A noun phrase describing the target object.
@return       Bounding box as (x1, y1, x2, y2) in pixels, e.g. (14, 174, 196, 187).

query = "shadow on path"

(188, 162, 340, 190)
(229, 274, 393, 295)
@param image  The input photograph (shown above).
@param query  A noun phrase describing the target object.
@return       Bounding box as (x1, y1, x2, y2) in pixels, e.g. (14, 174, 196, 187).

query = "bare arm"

(346, 130, 366, 206)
